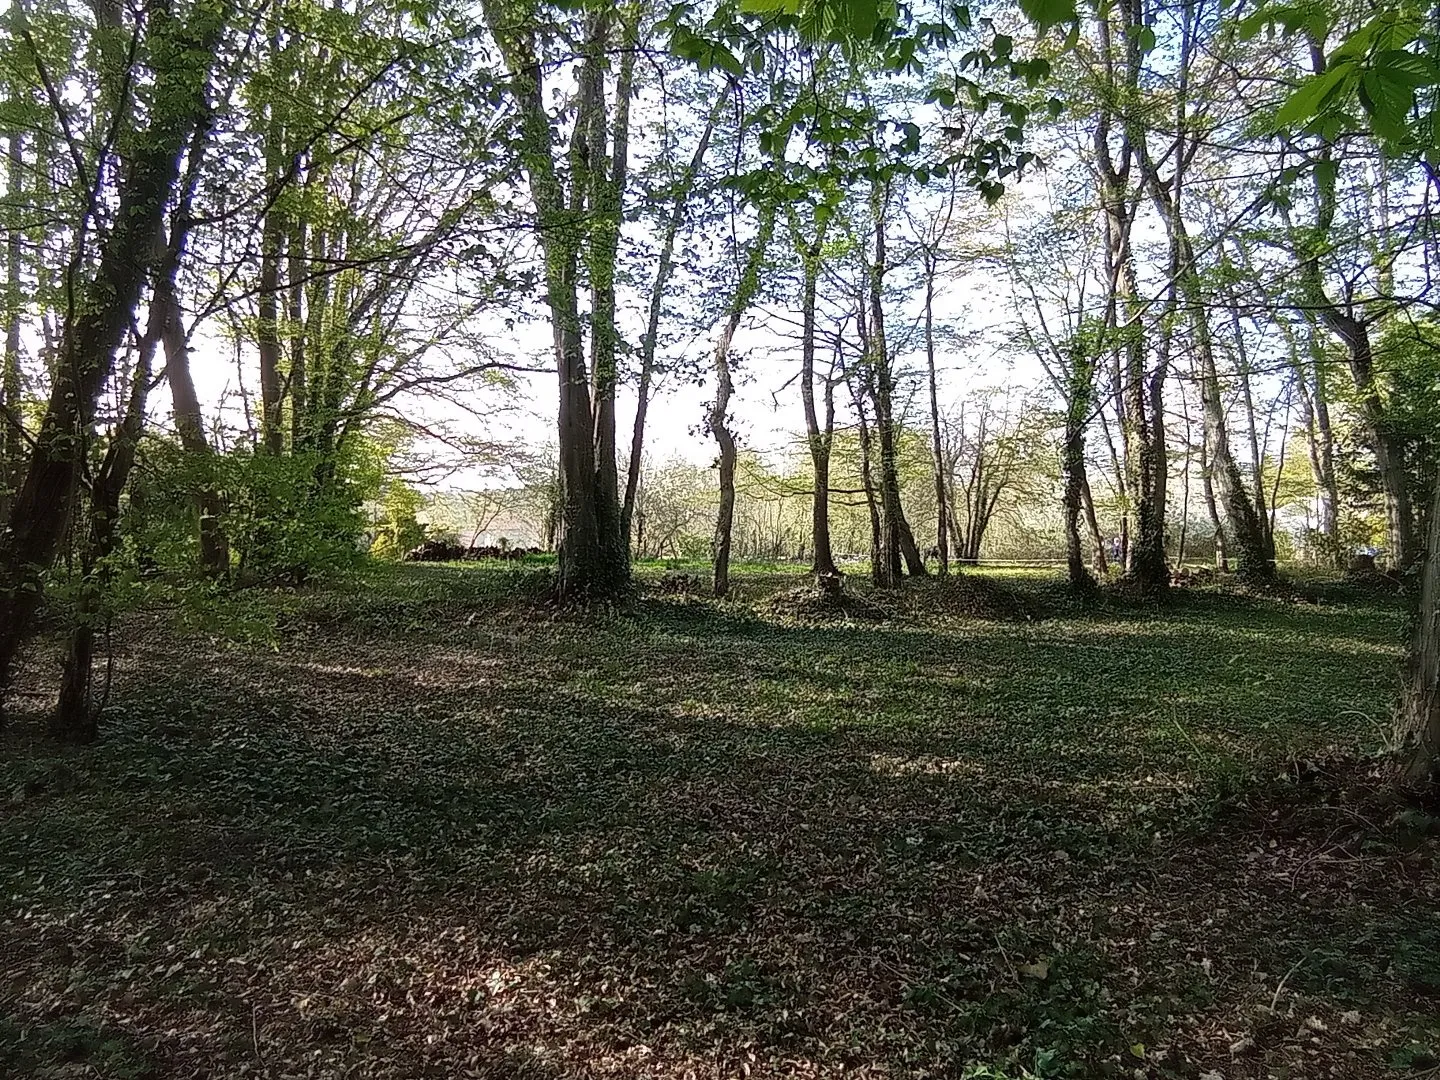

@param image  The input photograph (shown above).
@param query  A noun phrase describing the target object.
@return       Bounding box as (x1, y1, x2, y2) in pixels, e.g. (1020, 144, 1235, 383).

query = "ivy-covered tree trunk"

(54, 295, 162, 742)
(586, 12, 633, 584)
(1093, 0, 1167, 592)
(1318, 305, 1413, 569)
(1063, 345, 1097, 591)
(0, 131, 21, 523)
(481, 1, 627, 602)
(1401, 471, 1440, 782)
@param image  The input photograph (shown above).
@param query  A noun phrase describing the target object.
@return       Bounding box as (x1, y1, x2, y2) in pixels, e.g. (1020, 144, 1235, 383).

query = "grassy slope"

(2, 563, 1436, 1079)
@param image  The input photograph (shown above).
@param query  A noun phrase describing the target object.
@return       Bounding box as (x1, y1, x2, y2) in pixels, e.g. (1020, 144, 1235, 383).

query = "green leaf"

(1017, 0, 1076, 32)
(1358, 69, 1412, 143)
(1373, 49, 1439, 91)
(1272, 64, 1353, 129)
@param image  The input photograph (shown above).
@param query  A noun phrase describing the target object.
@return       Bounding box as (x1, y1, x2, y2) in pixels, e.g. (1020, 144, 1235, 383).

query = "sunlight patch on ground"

(868, 751, 987, 780)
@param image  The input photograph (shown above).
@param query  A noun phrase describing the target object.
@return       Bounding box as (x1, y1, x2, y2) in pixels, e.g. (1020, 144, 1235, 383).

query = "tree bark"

(54, 291, 163, 742)
(480, 0, 627, 601)
(586, 9, 633, 583)
(1401, 470, 1440, 781)
(1063, 344, 1097, 590)
(923, 250, 949, 576)
(707, 205, 772, 597)
(162, 274, 229, 577)
(1, 131, 21, 522)
(866, 190, 926, 581)
(794, 215, 837, 580)
(1092, 0, 1167, 591)
(1139, 159, 1271, 582)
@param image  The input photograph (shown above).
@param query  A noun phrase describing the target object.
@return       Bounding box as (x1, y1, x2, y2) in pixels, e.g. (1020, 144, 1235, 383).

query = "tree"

(479, 0, 633, 602)
(707, 205, 774, 598)
(0, 0, 241, 710)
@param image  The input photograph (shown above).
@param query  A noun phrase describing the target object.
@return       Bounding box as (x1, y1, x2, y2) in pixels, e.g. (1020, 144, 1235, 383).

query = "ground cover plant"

(3, 562, 1436, 1079)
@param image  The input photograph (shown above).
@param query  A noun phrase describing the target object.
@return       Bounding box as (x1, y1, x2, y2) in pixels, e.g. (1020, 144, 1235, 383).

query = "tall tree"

(480, 0, 630, 601)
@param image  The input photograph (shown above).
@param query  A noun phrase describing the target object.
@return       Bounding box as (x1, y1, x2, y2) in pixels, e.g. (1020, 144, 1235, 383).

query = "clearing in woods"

(2, 563, 1437, 1078)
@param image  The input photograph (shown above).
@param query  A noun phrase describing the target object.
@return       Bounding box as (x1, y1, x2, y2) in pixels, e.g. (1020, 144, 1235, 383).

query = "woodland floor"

(2, 562, 1438, 1079)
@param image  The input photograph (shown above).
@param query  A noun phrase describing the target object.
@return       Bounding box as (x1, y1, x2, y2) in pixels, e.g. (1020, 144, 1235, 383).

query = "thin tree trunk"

(161, 275, 229, 576)
(1081, 474, 1108, 575)
(707, 204, 772, 597)
(1141, 163, 1270, 581)
(850, 374, 885, 585)
(621, 90, 726, 546)
(923, 250, 949, 576)
(288, 196, 307, 450)
(710, 341, 736, 597)
(794, 215, 837, 580)
(1, 131, 21, 521)
(1063, 344, 1097, 590)
(866, 189, 925, 580)
(1230, 299, 1271, 554)
(1198, 415, 1228, 571)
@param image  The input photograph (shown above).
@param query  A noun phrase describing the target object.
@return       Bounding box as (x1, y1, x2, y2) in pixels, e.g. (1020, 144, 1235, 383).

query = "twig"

(252, 1003, 264, 1067)
(1268, 952, 1310, 1013)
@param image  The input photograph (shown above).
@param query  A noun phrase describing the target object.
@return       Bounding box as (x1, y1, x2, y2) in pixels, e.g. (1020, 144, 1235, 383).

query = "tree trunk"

(710, 327, 738, 598)
(54, 291, 162, 741)
(923, 251, 949, 576)
(258, 215, 284, 453)
(706, 205, 771, 597)
(1317, 305, 1413, 569)
(866, 192, 926, 580)
(1141, 169, 1270, 582)
(480, 1, 627, 601)
(586, 11, 633, 584)
(795, 218, 837, 580)
(1, 131, 21, 522)
(161, 275, 229, 576)
(1199, 426, 1228, 571)
(1063, 345, 1097, 590)
(1081, 474, 1108, 575)
(288, 199, 307, 450)
(1093, 0, 1167, 592)
(621, 90, 725, 547)
(1400, 471, 1440, 781)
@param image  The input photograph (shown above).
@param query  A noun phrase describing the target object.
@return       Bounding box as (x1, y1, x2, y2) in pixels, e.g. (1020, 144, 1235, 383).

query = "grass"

(2, 561, 1436, 1079)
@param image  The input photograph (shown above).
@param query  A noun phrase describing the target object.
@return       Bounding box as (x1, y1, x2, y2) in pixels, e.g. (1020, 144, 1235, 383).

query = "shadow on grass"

(0, 566, 1428, 1078)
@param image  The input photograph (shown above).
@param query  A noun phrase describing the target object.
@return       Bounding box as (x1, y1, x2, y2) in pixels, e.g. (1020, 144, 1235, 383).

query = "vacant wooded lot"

(3, 564, 1435, 1079)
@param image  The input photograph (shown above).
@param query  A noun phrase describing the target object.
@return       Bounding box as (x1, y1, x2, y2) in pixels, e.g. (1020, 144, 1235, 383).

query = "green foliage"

(369, 479, 427, 560)
(127, 436, 382, 585)
(1244, 0, 1439, 160)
